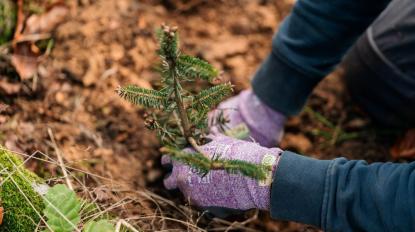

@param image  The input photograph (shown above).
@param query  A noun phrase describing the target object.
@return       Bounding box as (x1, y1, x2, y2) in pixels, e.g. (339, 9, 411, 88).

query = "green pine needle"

(191, 83, 233, 110)
(189, 108, 209, 130)
(156, 27, 179, 59)
(162, 146, 211, 174)
(161, 146, 268, 180)
(219, 159, 268, 180)
(117, 85, 167, 109)
(177, 55, 219, 82)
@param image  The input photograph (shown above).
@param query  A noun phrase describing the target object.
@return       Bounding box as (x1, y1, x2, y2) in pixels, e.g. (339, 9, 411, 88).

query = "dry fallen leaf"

(11, 3, 68, 79)
(23, 4, 69, 35)
(391, 129, 415, 159)
(11, 44, 40, 80)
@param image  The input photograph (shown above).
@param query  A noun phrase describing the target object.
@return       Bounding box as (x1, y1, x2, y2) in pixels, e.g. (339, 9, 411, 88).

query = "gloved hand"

(209, 89, 286, 147)
(162, 136, 283, 210)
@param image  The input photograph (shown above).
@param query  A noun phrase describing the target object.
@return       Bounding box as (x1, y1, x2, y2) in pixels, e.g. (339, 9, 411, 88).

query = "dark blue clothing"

(251, 0, 415, 230)
(253, 0, 388, 116)
(343, 0, 415, 128)
(252, 0, 415, 128)
(272, 152, 415, 231)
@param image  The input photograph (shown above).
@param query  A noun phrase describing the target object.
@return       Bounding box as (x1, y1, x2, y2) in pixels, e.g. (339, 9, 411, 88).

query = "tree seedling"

(118, 25, 269, 180)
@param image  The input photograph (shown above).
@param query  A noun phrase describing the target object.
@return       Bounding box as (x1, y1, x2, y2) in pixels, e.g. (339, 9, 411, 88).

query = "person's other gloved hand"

(209, 89, 286, 147)
(162, 136, 283, 210)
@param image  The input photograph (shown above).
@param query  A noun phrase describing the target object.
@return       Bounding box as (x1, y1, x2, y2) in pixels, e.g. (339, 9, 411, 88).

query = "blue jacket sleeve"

(252, 0, 390, 116)
(270, 151, 415, 231)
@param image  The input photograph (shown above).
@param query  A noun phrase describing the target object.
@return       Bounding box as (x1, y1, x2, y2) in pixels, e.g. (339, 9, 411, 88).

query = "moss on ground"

(0, 148, 45, 232)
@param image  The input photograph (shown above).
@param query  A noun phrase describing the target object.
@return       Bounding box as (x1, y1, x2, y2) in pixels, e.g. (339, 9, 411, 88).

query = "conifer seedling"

(117, 25, 269, 180)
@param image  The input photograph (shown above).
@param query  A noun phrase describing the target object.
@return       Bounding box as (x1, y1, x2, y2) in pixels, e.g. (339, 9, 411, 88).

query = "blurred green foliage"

(0, 0, 17, 45)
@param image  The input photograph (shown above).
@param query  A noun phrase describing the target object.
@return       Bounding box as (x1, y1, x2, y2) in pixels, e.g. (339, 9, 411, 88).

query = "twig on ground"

(47, 128, 74, 190)
(14, 33, 52, 43)
(212, 211, 260, 232)
(115, 219, 141, 232)
(13, 0, 24, 42)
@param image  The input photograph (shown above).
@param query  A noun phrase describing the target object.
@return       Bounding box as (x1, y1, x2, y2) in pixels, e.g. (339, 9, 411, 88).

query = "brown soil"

(0, 0, 396, 231)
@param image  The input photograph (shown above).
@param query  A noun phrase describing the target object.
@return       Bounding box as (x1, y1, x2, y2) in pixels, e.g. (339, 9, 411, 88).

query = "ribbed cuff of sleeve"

(270, 151, 332, 227)
(252, 50, 321, 116)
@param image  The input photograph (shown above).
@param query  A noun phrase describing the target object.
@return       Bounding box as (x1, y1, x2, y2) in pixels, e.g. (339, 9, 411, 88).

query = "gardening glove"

(162, 136, 283, 210)
(209, 89, 286, 147)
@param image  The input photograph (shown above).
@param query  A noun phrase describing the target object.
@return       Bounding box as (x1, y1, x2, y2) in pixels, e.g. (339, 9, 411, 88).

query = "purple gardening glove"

(162, 136, 283, 210)
(209, 89, 286, 147)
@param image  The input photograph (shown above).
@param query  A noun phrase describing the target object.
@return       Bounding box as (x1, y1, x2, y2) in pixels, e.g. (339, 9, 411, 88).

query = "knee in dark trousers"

(342, 0, 415, 129)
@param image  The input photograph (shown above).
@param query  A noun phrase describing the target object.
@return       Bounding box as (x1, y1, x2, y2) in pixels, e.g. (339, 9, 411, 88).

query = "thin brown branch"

(115, 219, 140, 232)
(13, 0, 25, 43)
(48, 128, 74, 190)
(173, 74, 192, 138)
(14, 33, 52, 43)
(160, 145, 230, 171)
(168, 48, 207, 161)
(187, 137, 205, 155)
